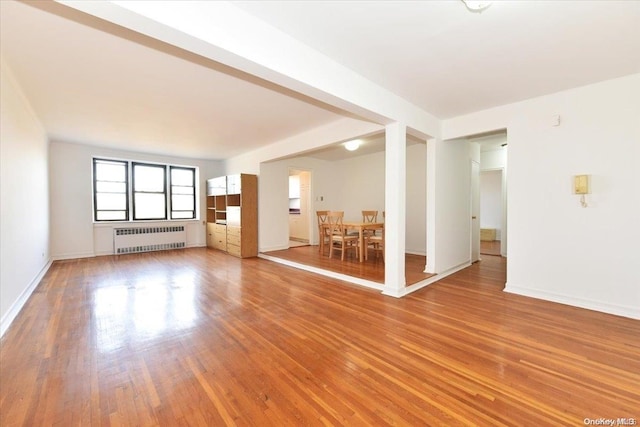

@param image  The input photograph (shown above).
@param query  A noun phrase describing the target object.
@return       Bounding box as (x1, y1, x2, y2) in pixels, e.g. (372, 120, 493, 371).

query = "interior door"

(471, 160, 480, 262)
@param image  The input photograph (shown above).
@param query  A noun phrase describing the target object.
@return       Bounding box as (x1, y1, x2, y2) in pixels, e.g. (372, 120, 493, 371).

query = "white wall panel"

(49, 141, 223, 259)
(444, 74, 640, 319)
(0, 58, 50, 334)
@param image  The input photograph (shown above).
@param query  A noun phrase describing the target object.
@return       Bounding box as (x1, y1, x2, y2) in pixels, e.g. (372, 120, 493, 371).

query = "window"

(170, 167, 196, 219)
(94, 159, 129, 221)
(93, 158, 197, 222)
(133, 163, 167, 220)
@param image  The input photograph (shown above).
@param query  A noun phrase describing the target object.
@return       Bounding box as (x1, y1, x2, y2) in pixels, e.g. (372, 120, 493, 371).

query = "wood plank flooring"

(480, 240, 501, 256)
(1, 248, 638, 426)
(265, 245, 434, 285)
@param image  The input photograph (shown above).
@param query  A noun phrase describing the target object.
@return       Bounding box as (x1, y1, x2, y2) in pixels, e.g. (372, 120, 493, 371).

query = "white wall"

(444, 73, 640, 319)
(335, 151, 385, 221)
(0, 58, 50, 335)
(49, 141, 223, 259)
(481, 147, 507, 171)
(259, 143, 427, 255)
(480, 170, 502, 238)
(259, 156, 343, 251)
(405, 144, 428, 255)
(428, 138, 472, 274)
(225, 118, 383, 175)
(336, 143, 427, 254)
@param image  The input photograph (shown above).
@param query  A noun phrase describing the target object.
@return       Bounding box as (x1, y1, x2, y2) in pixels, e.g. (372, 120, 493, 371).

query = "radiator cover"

(114, 226, 186, 254)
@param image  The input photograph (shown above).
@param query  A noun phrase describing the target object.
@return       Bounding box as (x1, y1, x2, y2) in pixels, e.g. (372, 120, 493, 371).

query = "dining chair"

(348, 210, 378, 237)
(361, 210, 378, 237)
(365, 228, 384, 261)
(316, 210, 330, 254)
(362, 210, 378, 223)
(366, 211, 384, 261)
(327, 211, 359, 261)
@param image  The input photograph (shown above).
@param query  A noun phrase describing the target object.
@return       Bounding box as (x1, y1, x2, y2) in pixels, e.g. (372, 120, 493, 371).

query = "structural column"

(425, 138, 439, 274)
(382, 122, 407, 297)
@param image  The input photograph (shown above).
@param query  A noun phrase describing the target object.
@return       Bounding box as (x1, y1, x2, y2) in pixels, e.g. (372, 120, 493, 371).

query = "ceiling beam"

(56, 0, 440, 139)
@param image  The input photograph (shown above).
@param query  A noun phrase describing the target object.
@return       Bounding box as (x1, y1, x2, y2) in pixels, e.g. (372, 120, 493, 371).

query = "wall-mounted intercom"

(573, 174, 590, 208)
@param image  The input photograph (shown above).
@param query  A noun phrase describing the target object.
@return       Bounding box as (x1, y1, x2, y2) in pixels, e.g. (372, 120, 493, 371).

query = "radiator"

(114, 226, 186, 254)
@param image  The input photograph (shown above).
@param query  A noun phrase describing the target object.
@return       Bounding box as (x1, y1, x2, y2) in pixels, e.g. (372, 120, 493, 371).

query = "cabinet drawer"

(206, 223, 215, 248)
(227, 233, 241, 246)
(213, 224, 226, 234)
(227, 244, 241, 257)
(227, 226, 241, 237)
(213, 233, 226, 250)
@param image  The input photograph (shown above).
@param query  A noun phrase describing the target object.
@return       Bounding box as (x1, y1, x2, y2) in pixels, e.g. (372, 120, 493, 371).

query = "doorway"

(288, 169, 312, 247)
(480, 169, 503, 256)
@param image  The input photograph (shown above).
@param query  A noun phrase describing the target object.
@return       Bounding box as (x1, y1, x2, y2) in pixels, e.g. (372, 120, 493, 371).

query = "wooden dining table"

(343, 221, 384, 262)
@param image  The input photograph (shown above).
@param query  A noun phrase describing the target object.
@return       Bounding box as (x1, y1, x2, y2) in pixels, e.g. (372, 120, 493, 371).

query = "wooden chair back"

(327, 211, 347, 237)
(362, 210, 378, 223)
(316, 210, 329, 227)
(316, 210, 332, 253)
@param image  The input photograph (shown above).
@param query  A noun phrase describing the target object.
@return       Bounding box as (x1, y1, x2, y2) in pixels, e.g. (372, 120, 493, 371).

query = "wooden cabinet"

(289, 215, 303, 240)
(205, 173, 258, 258)
(207, 176, 226, 196)
(206, 223, 215, 248)
(288, 171, 309, 241)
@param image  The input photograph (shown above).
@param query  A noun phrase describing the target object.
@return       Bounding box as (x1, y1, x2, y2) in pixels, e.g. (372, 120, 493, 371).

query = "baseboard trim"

(52, 251, 95, 261)
(258, 253, 384, 291)
(405, 249, 427, 256)
(259, 244, 290, 253)
(1, 259, 53, 338)
(289, 237, 309, 243)
(504, 284, 640, 320)
(383, 261, 471, 298)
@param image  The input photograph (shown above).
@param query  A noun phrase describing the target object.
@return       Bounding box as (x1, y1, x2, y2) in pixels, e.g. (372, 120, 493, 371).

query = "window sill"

(93, 219, 201, 227)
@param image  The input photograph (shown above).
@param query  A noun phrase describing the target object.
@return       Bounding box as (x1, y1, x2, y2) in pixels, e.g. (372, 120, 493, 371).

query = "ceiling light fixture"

(461, 0, 493, 12)
(344, 140, 361, 151)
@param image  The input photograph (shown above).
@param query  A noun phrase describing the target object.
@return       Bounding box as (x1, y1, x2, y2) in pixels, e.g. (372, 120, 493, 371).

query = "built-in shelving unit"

(205, 173, 258, 258)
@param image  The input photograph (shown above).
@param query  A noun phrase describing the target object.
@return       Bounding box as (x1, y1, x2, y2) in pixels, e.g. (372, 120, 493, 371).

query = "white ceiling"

(0, 1, 345, 160)
(235, 0, 640, 119)
(2, 1, 639, 160)
(303, 132, 425, 162)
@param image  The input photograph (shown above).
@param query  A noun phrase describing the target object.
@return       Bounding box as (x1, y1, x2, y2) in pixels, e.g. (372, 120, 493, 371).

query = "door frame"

(471, 159, 481, 263)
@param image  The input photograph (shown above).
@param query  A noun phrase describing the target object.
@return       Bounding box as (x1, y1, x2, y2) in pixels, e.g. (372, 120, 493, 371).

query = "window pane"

(134, 165, 165, 192)
(96, 181, 127, 193)
(96, 162, 126, 182)
(97, 211, 127, 221)
(171, 195, 194, 211)
(171, 211, 193, 219)
(171, 186, 194, 195)
(171, 168, 193, 186)
(94, 158, 129, 221)
(134, 193, 166, 219)
(96, 193, 127, 210)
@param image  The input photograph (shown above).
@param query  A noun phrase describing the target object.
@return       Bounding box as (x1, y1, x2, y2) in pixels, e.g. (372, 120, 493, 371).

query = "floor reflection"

(93, 268, 198, 353)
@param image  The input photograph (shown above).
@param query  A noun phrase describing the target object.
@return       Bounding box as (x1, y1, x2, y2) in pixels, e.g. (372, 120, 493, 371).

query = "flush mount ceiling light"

(344, 140, 361, 151)
(461, 0, 493, 12)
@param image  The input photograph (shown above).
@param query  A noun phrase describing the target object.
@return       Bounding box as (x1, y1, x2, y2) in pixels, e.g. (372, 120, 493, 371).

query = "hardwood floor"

(480, 240, 501, 256)
(1, 248, 638, 426)
(264, 245, 435, 285)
